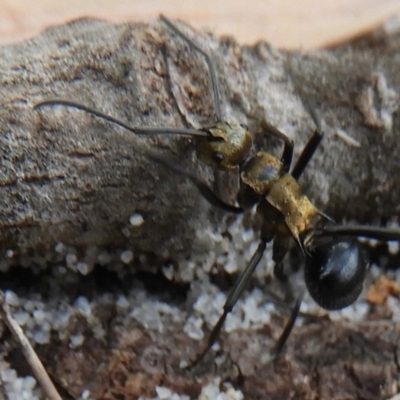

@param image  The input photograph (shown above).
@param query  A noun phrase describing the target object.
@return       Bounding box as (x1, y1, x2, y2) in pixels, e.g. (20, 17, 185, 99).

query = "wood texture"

(0, 16, 400, 400)
(1, 17, 400, 269)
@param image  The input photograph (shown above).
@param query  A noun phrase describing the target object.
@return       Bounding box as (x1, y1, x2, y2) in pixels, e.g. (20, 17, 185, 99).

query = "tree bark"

(0, 17, 400, 400)
(1, 17, 400, 271)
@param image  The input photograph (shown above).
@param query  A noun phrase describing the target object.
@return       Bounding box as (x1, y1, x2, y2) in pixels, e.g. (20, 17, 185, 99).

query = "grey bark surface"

(0, 17, 400, 268)
(0, 17, 400, 400)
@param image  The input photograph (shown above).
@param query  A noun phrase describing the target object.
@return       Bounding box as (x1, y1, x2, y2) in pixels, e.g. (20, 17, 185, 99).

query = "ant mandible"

(34, 15, 400, 368)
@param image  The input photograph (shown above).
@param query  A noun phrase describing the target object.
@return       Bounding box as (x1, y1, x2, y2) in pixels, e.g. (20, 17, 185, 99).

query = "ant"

(34, 15, 400, 368)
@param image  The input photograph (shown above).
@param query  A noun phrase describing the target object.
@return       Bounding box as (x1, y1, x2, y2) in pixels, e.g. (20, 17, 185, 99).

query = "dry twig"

(0, 291, 62, 400)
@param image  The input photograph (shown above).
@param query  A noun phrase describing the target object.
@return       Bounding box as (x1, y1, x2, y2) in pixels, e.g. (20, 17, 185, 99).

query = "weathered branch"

(0, 291, 62, 400)
(1, 17, 400, 400)
(0, 17, 399, 270)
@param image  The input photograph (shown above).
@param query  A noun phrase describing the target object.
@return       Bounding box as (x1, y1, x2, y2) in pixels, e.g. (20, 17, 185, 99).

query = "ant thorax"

(239, 150, 319, 241)
(240, 151, 283, 194)
(266, 174, 319, 241)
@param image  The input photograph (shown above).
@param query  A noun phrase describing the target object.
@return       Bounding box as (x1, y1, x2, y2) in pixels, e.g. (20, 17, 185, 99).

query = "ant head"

(304, 238, 367, 310)
(196, 122, 252, 170)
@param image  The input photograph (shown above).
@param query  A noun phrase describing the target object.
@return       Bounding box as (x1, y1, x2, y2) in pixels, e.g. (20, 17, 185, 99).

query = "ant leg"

(273, 262, 287, 283)
(272, 236, 302, 301)
(285, 58, 327, 181)
(271, 235, 290, 282)
(270, 236, 302, 355)
(147, 150, 243, 214)
(291, 129, 323, 180)
(185, 241, 267, 369)
(272, 297, 302, 356)
(315, 225, 400, 241)
(160, 15, 222, 122)
(259, 120, 294, 173)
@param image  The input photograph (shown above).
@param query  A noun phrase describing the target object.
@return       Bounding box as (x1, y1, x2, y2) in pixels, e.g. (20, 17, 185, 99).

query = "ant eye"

(212, 151, 224, 163)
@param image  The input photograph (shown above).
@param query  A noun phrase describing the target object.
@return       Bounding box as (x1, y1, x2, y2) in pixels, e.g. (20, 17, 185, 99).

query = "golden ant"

(34, 15, 400, 368)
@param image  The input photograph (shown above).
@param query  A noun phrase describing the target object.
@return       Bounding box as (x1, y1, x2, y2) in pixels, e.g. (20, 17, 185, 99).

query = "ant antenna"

(33, 100, 209, 137)
(160, 15, 222, 122)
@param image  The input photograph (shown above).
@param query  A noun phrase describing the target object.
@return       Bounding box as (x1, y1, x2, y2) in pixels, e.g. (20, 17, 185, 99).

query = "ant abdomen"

(304, 239, 367, 310)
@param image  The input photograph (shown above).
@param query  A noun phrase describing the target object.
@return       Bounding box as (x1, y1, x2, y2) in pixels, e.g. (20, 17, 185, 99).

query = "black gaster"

(304, 238, 367, 310)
